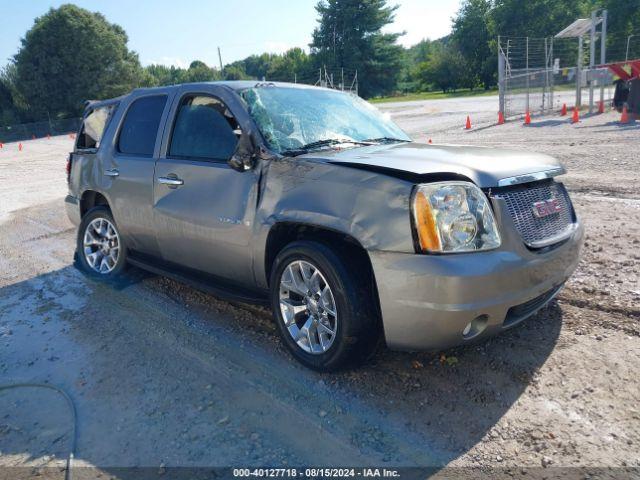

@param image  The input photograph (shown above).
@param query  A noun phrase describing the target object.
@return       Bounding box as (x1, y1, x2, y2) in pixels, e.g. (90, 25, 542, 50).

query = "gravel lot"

(0, 95, 638, 476)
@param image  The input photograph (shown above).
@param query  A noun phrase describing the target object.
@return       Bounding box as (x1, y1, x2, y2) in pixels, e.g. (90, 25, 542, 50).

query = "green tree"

(0, 65, 25, 125)
(238, 53, 278, 80)
(310, 0, 405, 97)
(598, 0, 640, 58)
(184, 60, 220, 82)
(13, 4, 146, 119)
(145, 64, 186, 86)
(267, 48, 314, 82)
(491, 0, 590, 38)
(400, 39, 438, 92)
(223, 65, 249, 80)
(417, 43, 470, 93)
(452, 0, 494, 89)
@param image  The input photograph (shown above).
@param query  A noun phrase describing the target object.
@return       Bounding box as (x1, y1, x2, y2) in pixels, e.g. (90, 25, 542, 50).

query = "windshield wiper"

(282, 138, 370, 157)
(362, 137, 409, 144)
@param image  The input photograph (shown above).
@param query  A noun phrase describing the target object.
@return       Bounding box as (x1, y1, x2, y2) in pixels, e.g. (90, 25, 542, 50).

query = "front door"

(152, 88, 259, 286)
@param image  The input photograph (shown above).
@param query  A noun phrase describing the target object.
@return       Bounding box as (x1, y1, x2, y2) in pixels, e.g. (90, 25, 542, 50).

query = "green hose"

(0, 383, 76, 480)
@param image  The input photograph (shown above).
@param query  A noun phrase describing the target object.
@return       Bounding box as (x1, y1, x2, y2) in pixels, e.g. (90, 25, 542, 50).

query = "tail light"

(66, 153, 73, 183)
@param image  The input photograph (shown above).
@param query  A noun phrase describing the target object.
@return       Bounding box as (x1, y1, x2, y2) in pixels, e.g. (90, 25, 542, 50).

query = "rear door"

(104, 93, 172, 257)
(152, 85, 260, 286)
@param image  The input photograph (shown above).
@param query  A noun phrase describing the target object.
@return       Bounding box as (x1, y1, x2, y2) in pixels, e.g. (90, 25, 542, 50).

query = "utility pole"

(217, 47, 224, 72)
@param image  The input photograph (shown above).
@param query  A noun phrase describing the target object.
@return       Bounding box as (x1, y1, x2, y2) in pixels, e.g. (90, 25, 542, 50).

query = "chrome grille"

(492, 180, 574, 248)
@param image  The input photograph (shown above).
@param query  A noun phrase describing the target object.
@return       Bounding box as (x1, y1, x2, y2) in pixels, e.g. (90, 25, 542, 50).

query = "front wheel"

(270, 241, 380, 371)
(76, 206, 127, 278)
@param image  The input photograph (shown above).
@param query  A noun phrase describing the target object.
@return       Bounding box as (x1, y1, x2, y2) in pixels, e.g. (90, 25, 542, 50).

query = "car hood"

(305, 142, 564, 188)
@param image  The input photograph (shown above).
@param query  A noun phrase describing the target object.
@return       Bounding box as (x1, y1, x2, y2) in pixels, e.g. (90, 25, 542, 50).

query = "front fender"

(252, 158, 416, 287)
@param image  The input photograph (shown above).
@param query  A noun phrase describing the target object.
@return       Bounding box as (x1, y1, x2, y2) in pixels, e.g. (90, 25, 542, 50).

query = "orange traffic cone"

(560, 103, 567, 116)
(428, 138, 432, 144)
(571, 107, 579, 124)
(498, 111, 505, 125)
(598, 100, 604, 114)
(465, 116, 472, 130)
(620, 105, 629, 124)
(524, 111, 531, 125)
(0, 142, 3, 149)
(19, 143, 23, 151)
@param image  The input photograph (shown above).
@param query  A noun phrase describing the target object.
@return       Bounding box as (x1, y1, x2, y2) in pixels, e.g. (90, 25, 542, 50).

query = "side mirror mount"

(228, 132, 256, 172)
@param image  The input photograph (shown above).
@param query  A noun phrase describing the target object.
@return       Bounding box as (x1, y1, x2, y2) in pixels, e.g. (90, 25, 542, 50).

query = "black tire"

(76, 206, 128, 279)
(269, 240, 381, 371)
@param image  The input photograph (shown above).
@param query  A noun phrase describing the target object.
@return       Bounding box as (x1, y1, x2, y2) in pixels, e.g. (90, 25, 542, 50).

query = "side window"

(77, 104, 115, 150)
(118, 95, 167, 156)
(169, 95, 239, 160)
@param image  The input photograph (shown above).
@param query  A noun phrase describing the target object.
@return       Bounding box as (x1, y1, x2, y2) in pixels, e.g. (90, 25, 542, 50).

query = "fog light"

(462, 314, 489, 340)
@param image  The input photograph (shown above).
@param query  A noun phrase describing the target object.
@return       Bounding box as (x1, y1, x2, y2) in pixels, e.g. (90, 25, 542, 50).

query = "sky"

(1, 0, 461, 69)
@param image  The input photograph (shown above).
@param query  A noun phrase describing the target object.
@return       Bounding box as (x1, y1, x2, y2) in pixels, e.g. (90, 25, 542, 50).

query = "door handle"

(104, 168, 119, 177)
(158, 175, 184, 186)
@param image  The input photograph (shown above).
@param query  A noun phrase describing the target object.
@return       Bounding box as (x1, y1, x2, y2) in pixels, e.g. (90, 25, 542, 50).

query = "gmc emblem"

(532, 198, 562, 218)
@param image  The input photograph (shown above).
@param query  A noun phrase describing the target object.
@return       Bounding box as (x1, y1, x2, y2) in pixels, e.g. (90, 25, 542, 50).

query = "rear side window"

(118, 95, 167, 156)
(77, 104, 115, 150)
(169, 95, 239, 160)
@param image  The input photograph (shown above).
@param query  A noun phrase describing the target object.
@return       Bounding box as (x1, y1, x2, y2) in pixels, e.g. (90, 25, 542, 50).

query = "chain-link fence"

(0, 117, 81, 143)
(292, 66, 358, 95)
(498, 31, 637, 119)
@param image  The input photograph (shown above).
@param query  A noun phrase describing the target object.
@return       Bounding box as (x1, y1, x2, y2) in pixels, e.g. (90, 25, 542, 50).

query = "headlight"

(412, 182, 501, 253)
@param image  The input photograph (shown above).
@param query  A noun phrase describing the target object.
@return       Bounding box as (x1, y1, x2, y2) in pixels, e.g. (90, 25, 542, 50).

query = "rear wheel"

(270, 241, 380, 371)
(76, 206, 127, 278)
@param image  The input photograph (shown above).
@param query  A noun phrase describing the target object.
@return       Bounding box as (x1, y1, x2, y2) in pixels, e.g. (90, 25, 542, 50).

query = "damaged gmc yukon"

(66, 82, 583, 371)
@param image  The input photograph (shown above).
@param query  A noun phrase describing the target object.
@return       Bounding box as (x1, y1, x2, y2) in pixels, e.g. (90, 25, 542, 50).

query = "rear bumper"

(65, 195, 81, 226)
(370, 219, 584, 351)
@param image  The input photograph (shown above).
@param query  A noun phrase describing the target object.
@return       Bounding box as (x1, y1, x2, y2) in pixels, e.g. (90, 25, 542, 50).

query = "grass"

(370, 88, 499, 104)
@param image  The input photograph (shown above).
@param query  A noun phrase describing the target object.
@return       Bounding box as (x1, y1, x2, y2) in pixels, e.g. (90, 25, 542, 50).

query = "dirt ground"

(0, 95, 638, 476)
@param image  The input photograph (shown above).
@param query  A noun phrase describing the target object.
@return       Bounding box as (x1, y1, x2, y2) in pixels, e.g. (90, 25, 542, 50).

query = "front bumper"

(370, 212, 584, 351)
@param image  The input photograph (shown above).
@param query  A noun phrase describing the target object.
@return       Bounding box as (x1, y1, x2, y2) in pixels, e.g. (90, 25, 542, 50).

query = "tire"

(76, 206, 128, 278)
(269, 240, 380, 371)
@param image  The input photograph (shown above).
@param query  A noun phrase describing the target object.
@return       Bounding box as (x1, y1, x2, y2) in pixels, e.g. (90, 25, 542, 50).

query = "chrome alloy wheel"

(278, 260, 338, 354)
(83, 218, 120, 274)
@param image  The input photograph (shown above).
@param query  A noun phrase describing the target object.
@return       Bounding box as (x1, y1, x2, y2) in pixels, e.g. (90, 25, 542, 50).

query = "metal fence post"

(550, 38, 555, 112)
(498, 36, 505, 115)
(525, 37, 530, 114)
(576, 36, 583, 108)
(600, 9, 607, 106)
(543, 37, 548, 112)
(588, 9, 596, 113)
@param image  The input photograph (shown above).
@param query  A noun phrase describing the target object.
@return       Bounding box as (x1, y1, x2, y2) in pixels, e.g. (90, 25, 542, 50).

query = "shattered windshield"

(240, 86, 410, 155)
